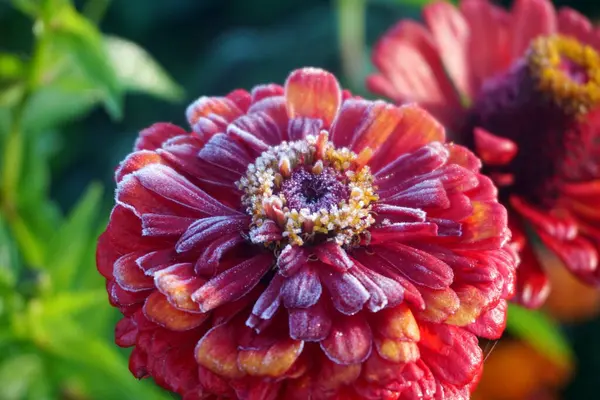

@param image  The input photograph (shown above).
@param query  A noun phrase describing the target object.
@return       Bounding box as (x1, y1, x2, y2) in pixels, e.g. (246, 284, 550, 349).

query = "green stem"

(336, 0, 367, 92)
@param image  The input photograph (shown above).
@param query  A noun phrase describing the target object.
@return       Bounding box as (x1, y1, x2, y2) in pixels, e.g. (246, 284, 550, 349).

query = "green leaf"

(104, 35, 184, 102)
(47, 5, 124, 119)
(506, 304, 574, 368)
(22, 78, 103, 132)
(0, 53, 26, 81)
(0, 215, 19, 288)
(46, 182, 103, 290)
(27, 310, 172, 400)
(0, 353, 44, 400)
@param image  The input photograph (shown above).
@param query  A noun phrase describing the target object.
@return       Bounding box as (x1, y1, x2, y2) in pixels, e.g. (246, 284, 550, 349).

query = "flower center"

(527, 35, 600, 114)
(238, 132, 378, 247)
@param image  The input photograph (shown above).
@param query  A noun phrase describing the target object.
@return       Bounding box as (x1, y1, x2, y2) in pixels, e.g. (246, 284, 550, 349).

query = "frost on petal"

(134, 123, 188, 151)
(114, 251, 155, 292)
(285, 68, 342, 128)
(143, 292, 208, 331)
(249, 274, 284, 328)
(192, 253, 273, 312)
(175, 215, 248, 254)
(153, 263, 205, 312)
(320, 270, 369, 315)
(320, 313, 372, 365)
(289, 300, 332, 341)
(315, 242, 354, 272)
(186, 96, 243, 130)
(277, 245, 311, 277)
(281, 266, 322, 309)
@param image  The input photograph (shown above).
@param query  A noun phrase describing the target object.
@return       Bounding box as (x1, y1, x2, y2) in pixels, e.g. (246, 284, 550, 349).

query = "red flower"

(369, 0, 600, 308)
(97, 68, 515, 399)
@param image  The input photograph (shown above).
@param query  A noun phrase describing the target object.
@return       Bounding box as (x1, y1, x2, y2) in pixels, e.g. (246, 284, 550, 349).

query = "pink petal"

(512, 243, 550, 309)
(198, 133, 253, 175)
(368, 223, 438, 244)
(249, 274, 284, 328)
(320, 314, 372, 365)
(114, 251, 155, 292)
(465, 300, 507, 339)
(277, 245, 310, 277)
(473, 128, 518, 166)
(186, 96, 243, 130)
(195, 234, 245, 277)
(251, 84, 284, 103)
(247, 96, 289, 141)
(176, 216, 248, 253)
(141, 214, 196, 237)
(315, 242, 354, 272)
(284, 68, 342, 129)
(423, 1, 472, 98)
(419, 322, 482, 386)
(226, 89, 251, 112)
(558, 8, 594, 46)
(119, 164, 238, 217)
(281, 266, 322, 309)
(350, 264, 404, 312)
(287, 117, 323, 141)
(375, 244, 454, 290)
(510, 0, 557, 59)
(192, 253, 273, 312)
(249, 220, 283, 244)
(289, 300, 332, 341)
(460, 0, 511, 90)
(369, 105, 446, 172)
(369, 20, 462, 127)
(320, 271, 369, 315)
(374, 141, 449, 180)
(134, 123, 187, 151)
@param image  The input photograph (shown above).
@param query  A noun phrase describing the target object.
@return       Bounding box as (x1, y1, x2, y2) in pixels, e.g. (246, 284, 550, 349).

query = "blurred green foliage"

(0, 0, 599, 399)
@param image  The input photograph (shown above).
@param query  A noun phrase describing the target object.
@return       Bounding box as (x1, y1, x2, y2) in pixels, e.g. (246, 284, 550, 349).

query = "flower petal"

(195, 324, 244, 379)
(238, 339, 304, 377)
(419, 322, 482, 386)
(153, 263, 205, 312)
(134, 123, 188, 151)
(143, 291, 208, 331)
(114, 251, 155, 292)
(288, 300, 332, 341)
(510, 0, 557, 59)
(465, 300, 507, 339)
(321, 314, 372, 365)
(281, 266, 322, 309)
(192, 253, 273, 312)
(320, 271, 370, 315)
(423, 1, 472, 98)
(285, 68, 342, 128)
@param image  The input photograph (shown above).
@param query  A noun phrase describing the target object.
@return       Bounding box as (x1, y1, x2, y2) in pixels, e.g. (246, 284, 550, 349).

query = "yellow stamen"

(527, 35, 600, 115)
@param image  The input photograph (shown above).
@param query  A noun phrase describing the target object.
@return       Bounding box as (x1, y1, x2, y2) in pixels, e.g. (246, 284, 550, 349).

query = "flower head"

(368, 0, 600, 308)
(97, 68, 516, 399)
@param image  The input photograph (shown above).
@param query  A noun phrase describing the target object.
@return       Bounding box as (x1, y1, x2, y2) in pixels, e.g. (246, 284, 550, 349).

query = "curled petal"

(281, 266, 322, 309)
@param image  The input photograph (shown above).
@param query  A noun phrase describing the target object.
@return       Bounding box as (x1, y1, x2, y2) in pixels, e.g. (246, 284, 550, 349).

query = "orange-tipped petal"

(284, 68, 342, 128)
(195, 324, 244, 379)
(143, 291, 208, 331)
(238, 338, 304, 377)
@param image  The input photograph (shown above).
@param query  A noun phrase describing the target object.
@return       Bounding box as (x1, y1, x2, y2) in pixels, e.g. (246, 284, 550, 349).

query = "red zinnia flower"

(368, 0, 600, 308)
(97, 68, 516, 399)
